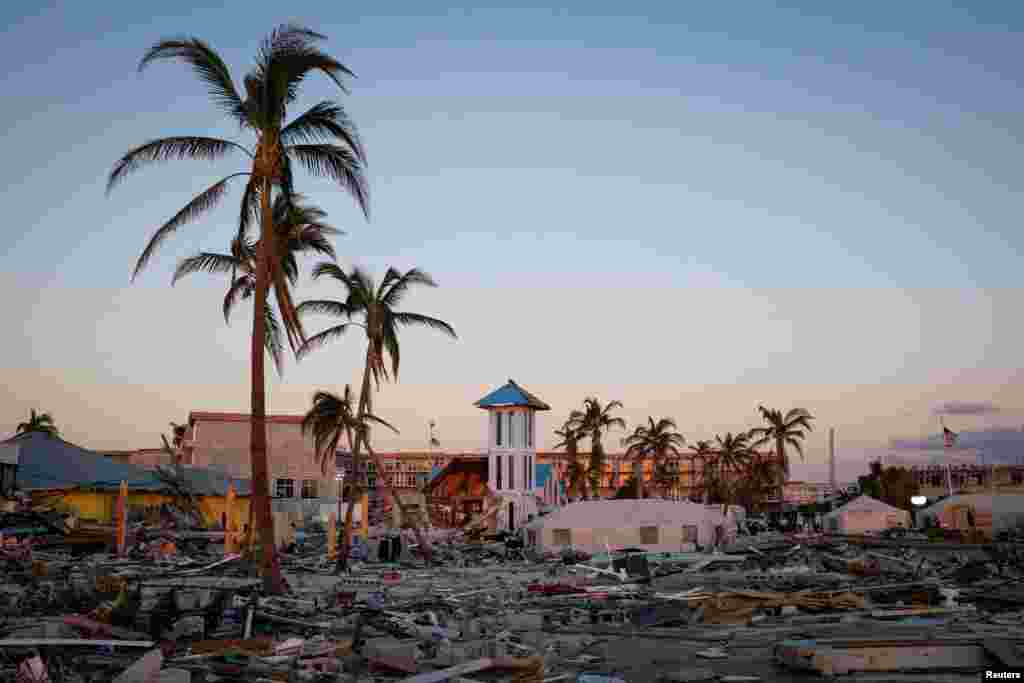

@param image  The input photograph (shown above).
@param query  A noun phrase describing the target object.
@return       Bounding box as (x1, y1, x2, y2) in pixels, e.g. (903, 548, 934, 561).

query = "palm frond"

(107, 138, 250, 193)
(139, 38, 247, 124)
(391, 312, 457, 338)
(310, 261, 351, 284)
(172, 252, 240, 285)
(296, 323, 358, 359)
(131, 173, 248, 280)
(296, 299, 352, 318)
(223, 275, 253, 323)
(237, 178, 260, 242)
(363, 412, 400, 435)
(287, 144, 369, 218)
(382, 268, 438, 307)
(265, 302, 285, 377)
(382, 321, 401, 380)
(281, 101, 365, 160)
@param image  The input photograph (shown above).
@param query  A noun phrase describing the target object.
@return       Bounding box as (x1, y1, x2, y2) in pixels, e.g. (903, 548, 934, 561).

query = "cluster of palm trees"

(553, 403, 814, 512)
(108, 25, 455, 591)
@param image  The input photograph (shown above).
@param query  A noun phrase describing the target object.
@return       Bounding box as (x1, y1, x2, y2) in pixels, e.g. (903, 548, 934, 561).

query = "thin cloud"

(933, 401, 999, 416)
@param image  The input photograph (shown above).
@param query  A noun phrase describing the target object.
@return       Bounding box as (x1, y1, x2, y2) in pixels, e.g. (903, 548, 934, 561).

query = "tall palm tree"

(107, 25, 368, 593)
(172, 194, 339, 375)
(687, 440, 714, 502)
(712, 431, 754, 514)
(750, 406, 814, 482)
(297, 265, 456, 560)
(622, 417, 685, 499)
(16, 410, 59, 438)
(301, 386, 396, 567)
(553, 411, 586, 500)
(579, 397, 626, 498)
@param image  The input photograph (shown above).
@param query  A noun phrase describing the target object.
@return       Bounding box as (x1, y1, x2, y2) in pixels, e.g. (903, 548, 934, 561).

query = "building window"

(496, 412, 503, 446)
(527, 411, 533, 447)
(301, 480, 317, 499)
(275, 479, 295, 499)
(507, 413, 513, 448)
(496, 455, 503, 490)
(681, 525, 698, 543)
(639, 526, 659, 544)
(509, 454, 515, 490)
(553, 528, 572, 546)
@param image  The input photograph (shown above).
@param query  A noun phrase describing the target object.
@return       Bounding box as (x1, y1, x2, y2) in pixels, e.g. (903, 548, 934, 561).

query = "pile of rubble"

(2, 516, 1024, 682)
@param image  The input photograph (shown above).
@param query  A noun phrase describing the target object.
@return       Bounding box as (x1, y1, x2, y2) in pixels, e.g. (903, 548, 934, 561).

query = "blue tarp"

(6, 432, 250, 495)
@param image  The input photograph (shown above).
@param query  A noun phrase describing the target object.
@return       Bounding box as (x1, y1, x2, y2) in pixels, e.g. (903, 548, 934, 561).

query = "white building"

(528, 499, 733, 553)
(475, 379, 551, 531)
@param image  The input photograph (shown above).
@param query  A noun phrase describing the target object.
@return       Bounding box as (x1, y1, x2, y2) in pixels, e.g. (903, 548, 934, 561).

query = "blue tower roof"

(474, 379, 551, 411)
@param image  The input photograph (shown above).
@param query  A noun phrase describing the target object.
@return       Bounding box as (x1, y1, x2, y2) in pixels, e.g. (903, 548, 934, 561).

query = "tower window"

(496, 455, 502, 490)
(527, 411, 533, 447)
(496, 411, 503, 446)
(509, 454, 515, 490)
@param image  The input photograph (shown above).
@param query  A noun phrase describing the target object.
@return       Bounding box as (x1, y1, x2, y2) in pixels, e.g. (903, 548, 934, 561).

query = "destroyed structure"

(3, 403, 1024, 681)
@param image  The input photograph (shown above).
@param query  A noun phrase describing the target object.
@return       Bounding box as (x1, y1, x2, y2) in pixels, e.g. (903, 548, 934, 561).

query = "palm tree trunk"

(251, 175, 283, 594)
(352, 346, 434, 563)
(338, 425, 357, 569)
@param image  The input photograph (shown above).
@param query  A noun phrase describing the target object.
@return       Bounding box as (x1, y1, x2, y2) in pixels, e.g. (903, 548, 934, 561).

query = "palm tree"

(553, 411, 586, 500)
(712, 431, 754, 514)
(622, 417, 685, 499)
(301, 386, 396, 567)
(168, 422, 188, 453)
(154, 434, 201, 525)
(687, 440, 714, 502)
(297, 265, 456, 561)
(108, 25, 368, 593)
(16, 410, 59, 438)
(739, 452, 778, 514)
(579, 397, 626, 498)
(750, 406, 814, 482)
(172, 194, 339, 375)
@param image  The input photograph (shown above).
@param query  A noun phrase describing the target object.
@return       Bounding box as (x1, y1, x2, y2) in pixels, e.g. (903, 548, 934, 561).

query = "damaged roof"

(4, 431, 250, 495)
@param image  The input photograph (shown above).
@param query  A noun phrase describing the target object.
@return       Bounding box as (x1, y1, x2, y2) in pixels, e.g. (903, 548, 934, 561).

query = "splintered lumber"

(775, 638, 995, 676)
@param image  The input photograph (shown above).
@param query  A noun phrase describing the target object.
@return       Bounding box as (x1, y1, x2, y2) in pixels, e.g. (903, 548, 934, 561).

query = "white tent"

(528, 499, 729, 553)
(823, 495, 909, 534)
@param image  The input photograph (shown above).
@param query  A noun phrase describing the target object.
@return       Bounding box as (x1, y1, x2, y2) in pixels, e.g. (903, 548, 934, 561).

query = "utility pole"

(828, 428, 836, 495)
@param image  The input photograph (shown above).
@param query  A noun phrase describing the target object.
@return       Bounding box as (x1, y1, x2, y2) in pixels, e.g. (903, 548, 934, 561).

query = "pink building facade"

(182, 412, 338, 501)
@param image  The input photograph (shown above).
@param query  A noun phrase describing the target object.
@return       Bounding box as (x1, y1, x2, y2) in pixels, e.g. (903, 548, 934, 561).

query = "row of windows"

(550, 525, 698, 546)
(495, 454, 534, 490)
(274, 479, 320, 499)
(494, 411, 534, 449)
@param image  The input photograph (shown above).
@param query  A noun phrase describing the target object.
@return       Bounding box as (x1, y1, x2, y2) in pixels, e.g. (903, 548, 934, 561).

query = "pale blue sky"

(2, 2, 1023, 479)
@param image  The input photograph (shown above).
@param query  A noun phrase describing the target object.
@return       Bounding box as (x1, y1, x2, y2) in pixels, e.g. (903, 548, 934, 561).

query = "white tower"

(475, 379, 551, 530)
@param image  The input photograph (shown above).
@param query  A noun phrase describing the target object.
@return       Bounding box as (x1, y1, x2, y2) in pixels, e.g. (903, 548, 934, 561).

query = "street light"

(910, 495, 927, 528)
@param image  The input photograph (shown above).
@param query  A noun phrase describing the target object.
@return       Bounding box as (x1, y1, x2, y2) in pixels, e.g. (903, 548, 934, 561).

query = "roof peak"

(475, 380, 551, 411)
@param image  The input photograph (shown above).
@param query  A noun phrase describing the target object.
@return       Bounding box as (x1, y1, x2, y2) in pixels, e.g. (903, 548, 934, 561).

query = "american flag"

(943, 426, 958, 448)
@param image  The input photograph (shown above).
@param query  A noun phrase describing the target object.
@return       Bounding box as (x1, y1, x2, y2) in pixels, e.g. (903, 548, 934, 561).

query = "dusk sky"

(3, 2, 1023, 483)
